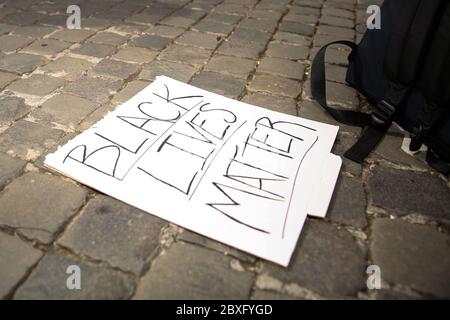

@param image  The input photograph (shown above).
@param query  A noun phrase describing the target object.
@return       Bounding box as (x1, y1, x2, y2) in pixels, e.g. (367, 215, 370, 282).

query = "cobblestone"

(58, 195, 167, 275)
(64, 76, 122, 104)
(90, 59, 139, 80)
(0, 232, 43, 299)
(0, 172, 87, 244)
(0, 53, 47, 74)
(14, 251, 135, 300)
(191, 71, 246, 99)
(6, 74, 64, 96)
(371, 219, 450, 298)
(134, 242, 254, 299)
(0, 95, 31, 124)
(205, 55, 256, 79)
(40, 56, 93, 81)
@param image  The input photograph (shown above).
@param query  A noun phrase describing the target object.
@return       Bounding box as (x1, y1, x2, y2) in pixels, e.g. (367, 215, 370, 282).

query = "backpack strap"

(310, 41, 372, 127)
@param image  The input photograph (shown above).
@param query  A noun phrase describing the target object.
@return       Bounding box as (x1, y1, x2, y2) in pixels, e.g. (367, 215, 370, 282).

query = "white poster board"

(45, 76, 341, 266)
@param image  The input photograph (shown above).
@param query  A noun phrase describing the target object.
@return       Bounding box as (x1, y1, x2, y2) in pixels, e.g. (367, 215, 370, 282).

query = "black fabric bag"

(311, 0, 450, 174)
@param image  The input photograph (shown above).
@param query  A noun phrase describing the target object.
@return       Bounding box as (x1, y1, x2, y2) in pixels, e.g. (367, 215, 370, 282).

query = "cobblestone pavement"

(0, 0, 449, 300)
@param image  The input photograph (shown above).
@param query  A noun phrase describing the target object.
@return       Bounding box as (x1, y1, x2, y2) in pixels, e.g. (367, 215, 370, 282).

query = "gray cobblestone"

(0, 71, 18, 90)
(22, 39, 71, 56)
(191, 71, 246, 99)
(90, 59, 139, 81)
(113, 47, 158, 64)
(371, 219, 450, 298)
(64, 76, 122, 104)
(71, 43, 116, 58)
(258, 57, 306, 80)
(49, 29, 96, 43)
(87, 32, 128, 46)
(139, 60, 198, 83)
(6, 74, 64, 96)
(58, 195, 166, 275)
(134, 242, 254, 299)
(40, 56, 93, 81)
(0, 232, 43, 299)
(0, 152, 26, 191)
(159, 44, 212, 66)
(0, 95, 31, 124)
(175, 31, 222, 50)
(217, 39, 266, 59)
(241, 93, 297, 116)
(266, 42, 309, 61)
(261, 219, 366, 298)
(130, 35, 172, 51)
(0, 53, 47, 74)
(249, 74, 301, 98)
(368, 167, 450, 221)
(0, 120, 64, 160)
(0, 35, 33, 52)
(205, 55, 256, 79)
(192, 19, 234, 36)
(11, 25, 56, 38)
(14, 251, 135, 300)
(0, 172, 87, 244)
(40, 93, 99, 126)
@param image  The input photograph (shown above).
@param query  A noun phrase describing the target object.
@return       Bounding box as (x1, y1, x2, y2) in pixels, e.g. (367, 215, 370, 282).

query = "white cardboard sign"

(45, 76, 341, 266)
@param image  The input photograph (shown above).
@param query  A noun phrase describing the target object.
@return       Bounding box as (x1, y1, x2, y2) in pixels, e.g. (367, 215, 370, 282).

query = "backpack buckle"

(371, 100, 395, 128)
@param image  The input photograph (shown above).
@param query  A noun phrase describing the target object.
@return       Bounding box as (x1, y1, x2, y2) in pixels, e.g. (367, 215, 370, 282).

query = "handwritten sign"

(45, 76, 341, 266)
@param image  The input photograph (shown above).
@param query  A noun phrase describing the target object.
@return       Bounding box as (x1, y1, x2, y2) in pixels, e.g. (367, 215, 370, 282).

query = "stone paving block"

(317, 25, 355, 39)
(139, 60, 198, 83)
(11, 25, 56, 38)
(0, 95, 31, 124)
(0, 35, 33, 52)
(81, 17, 113, 30)
(310, 47, 350, 66)
(6, 74, 64, 96)
(249, 74, 301, 98)
(90, 59, 139, 80)
(113, 47, 158, 64)
(40, 56, 93, 81)
(261, 219, 366, 298)
(40, 93, 99, 126)
(0, 232, 43, 299)
(258, 57, 305, 80)
(0, 23, 17, 35)
(113, 24, 148, 36)
(49, 29, 96, 43)
(239, 18, 278, 33)
(192, 19, 234, 36)
(22, 38, 71, 56)
(322, 7, 354, 20)
(145, 25, 186, 38)
(284, 13, 319, 25)
(175, 31, 221, 50)
(111, 80, 150, 104)
(130, 35, 172, 50)
(0, 53, 47, 74)
(249, 9, 283, 21)
(0, 152, 26, 191)
(206, 12, 242, 24)
(159, 44, 212, 66)
(266, 42, 309, 60)
(133, 242, 254, 299)
(0, 172, 87, 244)
(161, 16, 197, 28)
(230, 27, 272, 44)
(370, 134, 428, 169)
(38, 14, 67, 27)
(273, 32, 311, 47)
(320, 15, 354, 29)
(217, 39, 266, 59)
(313, 34, 354, 48)
(368, 167, 450, 220)
(87, 32, 127, 46)
(58, 195, 167, 275)
(279, 21, 315, 37)
(324, 63, 348, 83)
(205, 55, 256, 79)
(327, 175, 367, 228)
(71, 43, 116, 59)
(191, 71, 246, 98)
(290, 5, 321, 16)
(0, 119, 64, 160)
(241, 93, 297, 116)
(14, 251, 135, 300)
(64, 76, 122, 104)
(371, 219, 450, 298)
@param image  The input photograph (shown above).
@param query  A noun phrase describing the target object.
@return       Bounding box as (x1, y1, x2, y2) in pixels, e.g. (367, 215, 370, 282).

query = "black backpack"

(311, 0, 450, 174)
